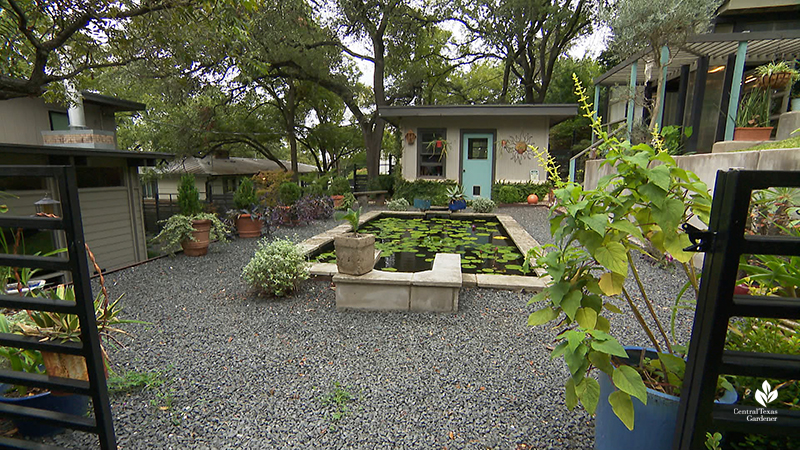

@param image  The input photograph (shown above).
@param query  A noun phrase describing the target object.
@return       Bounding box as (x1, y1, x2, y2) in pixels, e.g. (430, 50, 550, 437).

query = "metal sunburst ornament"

(500, 132, 536, 164)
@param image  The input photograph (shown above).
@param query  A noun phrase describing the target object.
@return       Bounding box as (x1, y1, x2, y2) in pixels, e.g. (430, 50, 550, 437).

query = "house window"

(49, 111, 69, 131)
(418, 128, 446, 177)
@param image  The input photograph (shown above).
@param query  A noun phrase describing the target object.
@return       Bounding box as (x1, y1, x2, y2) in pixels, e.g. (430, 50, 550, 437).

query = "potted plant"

(329, 176, 351, 208)
(151, 174, 229, 256)
(446, 184, 466, 211)
(333, 206, 375, 276)
(0, 250, 140, 437)
(734, 88, 773, 141)
(425, 136, 450, 161)
(754, 61, 800, 90)
(230, 177, 264, 238)
(525, 76, 735, 450)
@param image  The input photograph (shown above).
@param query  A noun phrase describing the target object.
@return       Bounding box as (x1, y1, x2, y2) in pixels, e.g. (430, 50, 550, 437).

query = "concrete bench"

(354, 190, 388, 206)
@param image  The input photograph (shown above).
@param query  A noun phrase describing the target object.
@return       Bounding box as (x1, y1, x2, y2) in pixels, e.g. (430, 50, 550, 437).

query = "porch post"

(655, 46, 670, 131)
(724, 40, 749, 141)
(592, 84, 601, 144)
(675, 64, 690, 127)
(627, 60, 638, 138)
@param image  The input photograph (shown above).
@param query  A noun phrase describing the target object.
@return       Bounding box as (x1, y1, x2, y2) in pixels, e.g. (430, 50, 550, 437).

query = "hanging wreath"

(500, 132, 537, 164)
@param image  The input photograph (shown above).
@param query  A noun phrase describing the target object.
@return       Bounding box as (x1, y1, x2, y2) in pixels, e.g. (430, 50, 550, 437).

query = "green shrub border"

(491, 180, 553, 203)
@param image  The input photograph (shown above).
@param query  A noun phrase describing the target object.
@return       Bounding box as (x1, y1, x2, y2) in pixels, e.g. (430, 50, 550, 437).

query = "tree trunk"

(287, 83, 299, 181)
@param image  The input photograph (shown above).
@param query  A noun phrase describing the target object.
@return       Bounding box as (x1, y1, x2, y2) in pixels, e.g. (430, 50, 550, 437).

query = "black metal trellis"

(674, 169, 800, 450)
(0, 166, 115, 449)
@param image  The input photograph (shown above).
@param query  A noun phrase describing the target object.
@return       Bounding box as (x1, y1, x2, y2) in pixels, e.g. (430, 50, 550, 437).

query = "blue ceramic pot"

(594, 347, 737, 450)
(413, 198, 431, 211)
(448, 199, 467, 211)
(0, 384, 89, 437)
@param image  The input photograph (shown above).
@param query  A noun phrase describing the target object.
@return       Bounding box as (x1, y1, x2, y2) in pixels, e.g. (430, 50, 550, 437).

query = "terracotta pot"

(334, 233, 375, 276)
(180, 219, 211, 257)
(734, 127, 773, 141)
(527, 194, 539, 205)
(515, 141, 527, 154)
(235, 214, 262, 238)
(331, 195, 345, 208)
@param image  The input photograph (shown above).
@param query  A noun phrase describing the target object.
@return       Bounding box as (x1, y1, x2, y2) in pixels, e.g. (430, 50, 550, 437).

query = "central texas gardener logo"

(755, 381, 779, 408)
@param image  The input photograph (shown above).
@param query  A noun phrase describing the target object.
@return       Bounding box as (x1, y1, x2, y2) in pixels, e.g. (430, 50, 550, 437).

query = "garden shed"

(379, 105, 577, 199)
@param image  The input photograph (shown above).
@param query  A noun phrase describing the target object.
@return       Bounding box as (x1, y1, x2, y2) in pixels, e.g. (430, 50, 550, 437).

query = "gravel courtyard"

(43, 206, 695, 449)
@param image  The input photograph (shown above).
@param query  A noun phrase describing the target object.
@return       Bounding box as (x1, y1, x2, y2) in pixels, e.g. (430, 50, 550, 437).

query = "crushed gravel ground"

(39, 206, 696, 449)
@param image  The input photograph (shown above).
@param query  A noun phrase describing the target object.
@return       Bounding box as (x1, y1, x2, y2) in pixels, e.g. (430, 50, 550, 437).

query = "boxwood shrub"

(491, 181, 553, 203)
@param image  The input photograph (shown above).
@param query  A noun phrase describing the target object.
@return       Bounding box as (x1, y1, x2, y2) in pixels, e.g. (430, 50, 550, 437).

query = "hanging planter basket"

(756, 72, 793, 90)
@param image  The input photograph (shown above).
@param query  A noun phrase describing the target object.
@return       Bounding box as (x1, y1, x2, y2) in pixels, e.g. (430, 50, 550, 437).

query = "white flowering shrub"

(471, 198, 496, 213)
(387, 198, 410, 211)
(242, 238, 309, 297)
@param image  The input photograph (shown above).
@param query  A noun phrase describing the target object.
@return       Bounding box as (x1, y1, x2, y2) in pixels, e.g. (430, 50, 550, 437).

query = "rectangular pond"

(310, 214, 533, 276)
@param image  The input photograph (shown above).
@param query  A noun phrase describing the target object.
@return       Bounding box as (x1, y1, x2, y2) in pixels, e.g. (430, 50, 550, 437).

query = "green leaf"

(566, 330, 585, 352)
(564, 343, 589, 376)
(589, 351, 613, 375)
(561, 290, 582, 320)
(594, 243, 628, 276)
(599, 272, 625, 296)
(527, 290, 548, 305)
(576, 377, 601, 415)
(627, 151, 650, 169)
(608, 390, 635, 431)
(648, 164, 671, 191)
(652, 198, 684, 232)
(581, 294, 602, 313)
(575, 307, 598, 329)
(590, 338, 629, 358)
(549, 281, 570, 306)
(528, 307, 559, 326)
(658, 353, 686, 378)
(566, 200, 589, 217)
(596, 315, 611, 333)
(565, 377, 578, 410)
(604, 302, 623, 314)
(608, 219, 643, 240)
(579, 213, 608, 235)
(613, 366, 648, 405)
(550, 341, 569, 360)
(664, 231, 693, 263)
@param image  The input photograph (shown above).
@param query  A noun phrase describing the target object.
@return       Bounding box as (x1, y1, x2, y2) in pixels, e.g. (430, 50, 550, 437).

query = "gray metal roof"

(0, 143, 172, 166)
(159, 156, 317, 176)
(80, 91, 146, 112)
(595, 30, 800, 87)
(378, 104, 578, 126)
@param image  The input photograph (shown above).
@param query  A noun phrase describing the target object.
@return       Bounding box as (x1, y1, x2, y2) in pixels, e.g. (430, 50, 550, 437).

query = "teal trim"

(725, 40, 749, 141)
(592, 85, 600, 144)
(627, 61, 638, 138)
(655, 46, 670, 130)
(569, 158, 576, 183)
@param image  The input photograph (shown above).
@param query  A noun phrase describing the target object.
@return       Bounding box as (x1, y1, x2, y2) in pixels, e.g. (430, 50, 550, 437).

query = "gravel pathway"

(40, 206, 695, 449)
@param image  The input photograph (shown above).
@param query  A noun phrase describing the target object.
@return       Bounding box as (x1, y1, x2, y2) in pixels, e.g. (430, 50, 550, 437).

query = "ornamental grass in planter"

(334, 207, 375, 276)
(525, 75, 734, 448)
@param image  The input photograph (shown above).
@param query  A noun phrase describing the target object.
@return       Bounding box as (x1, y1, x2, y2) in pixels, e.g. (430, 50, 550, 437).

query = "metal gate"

(0, 166, 116, 449)
(675, 169, 800, 449)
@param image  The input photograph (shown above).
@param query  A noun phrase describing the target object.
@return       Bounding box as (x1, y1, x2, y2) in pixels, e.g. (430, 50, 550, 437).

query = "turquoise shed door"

(462, 133, 493, 199)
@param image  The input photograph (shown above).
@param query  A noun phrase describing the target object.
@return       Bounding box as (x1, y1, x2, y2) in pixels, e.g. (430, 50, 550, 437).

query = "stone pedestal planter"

(334, 233, 375, 275)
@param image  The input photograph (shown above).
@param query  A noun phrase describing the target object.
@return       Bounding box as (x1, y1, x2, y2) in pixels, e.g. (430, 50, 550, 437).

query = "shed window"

(49, 111, 69, 131)
(418, 128, 446, 177)
(76, 167, 124, 188)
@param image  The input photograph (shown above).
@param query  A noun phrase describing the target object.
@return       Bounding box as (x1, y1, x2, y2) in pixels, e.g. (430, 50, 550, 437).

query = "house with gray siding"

(0, 92, 170, 273)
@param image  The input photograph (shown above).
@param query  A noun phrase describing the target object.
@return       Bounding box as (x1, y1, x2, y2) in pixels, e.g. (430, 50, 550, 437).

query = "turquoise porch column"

(725, 40, 749, 141)
(627, 61, 638, 139)
(655, 46, 670, 130)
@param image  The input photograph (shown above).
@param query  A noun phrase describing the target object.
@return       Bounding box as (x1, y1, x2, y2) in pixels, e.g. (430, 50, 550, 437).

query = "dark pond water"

(313, 216, 533, 276)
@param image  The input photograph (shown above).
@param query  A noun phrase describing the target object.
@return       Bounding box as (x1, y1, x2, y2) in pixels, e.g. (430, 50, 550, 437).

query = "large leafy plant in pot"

(151, 174, 229, 256)
(526, 75, 731, 448)
(333, 207, 375, 276)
